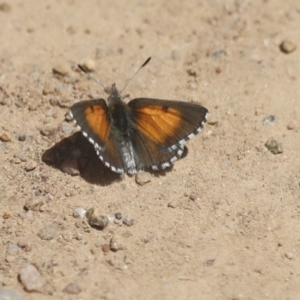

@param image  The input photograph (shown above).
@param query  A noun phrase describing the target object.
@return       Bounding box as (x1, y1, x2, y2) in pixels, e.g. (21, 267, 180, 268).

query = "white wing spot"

(177, 149, 183, 156)
(167, 144, 179, 152)
(187, 133, 195, 140)
(204, 112, 209, 121)
(161, 162, 170, 169)
(170, 156, 177, 163)
(179, 139, 186, 146)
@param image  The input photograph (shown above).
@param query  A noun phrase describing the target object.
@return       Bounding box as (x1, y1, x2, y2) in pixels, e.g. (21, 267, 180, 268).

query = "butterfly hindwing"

(96, 134, 128, 173)
(130, 126, 185, 171)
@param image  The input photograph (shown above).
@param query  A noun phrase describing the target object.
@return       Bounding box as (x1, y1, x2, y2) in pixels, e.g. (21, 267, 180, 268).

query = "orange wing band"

(84, 106, 110, 142)
(134, 106, 182, 143)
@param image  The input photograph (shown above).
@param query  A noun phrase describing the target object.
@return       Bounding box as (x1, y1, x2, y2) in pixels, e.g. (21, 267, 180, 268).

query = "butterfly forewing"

(70, 99, 110, 150)
(128, 98, 208, 150)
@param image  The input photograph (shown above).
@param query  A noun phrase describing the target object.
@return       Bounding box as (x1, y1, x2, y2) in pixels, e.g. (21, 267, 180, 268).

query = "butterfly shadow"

(42, 132, 122, 186)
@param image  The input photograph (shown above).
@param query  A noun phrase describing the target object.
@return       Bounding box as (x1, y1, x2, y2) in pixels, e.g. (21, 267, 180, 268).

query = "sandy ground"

(0, 0, 300, 299)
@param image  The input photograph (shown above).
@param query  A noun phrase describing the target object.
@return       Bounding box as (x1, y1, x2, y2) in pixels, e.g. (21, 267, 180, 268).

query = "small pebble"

(40, 125, 55, 137)
(38, 222, 60, 240)
(0, 3, 11, 12)
(0, 88, 9, 105)
(42, 82, 53, 95)
(106, 258, 115, 266)
(86, 207, 100, 219)
(5, 243, 21, 263)
(86, 208, 109, 229)
(0, 132, 11, 142)
(135, 172, 151, 186)
(14, 151, 27, 162)
(107, 214, 116, 223)
(0, 288, 24, 300)
(114, 219, 122, 226)
(66, 25, 77, 35)
(102, 244, 110, 254)
(18, 135, 26, 142)
(45, 109, 54, 118)
(27, 27, 35, 33)
(280, 40, 297, 54)
(262, 115, 277, 126)
(142, 236, 151, 244)
(265, 139, 283, 154)
(109, 235, 124, 252)
(73, 207, 86, 219)
(24, 161, 37, 171)
(207, 120, 218, 126)
(62, 282, 82, 294)
(122, 217, 135, 226)
(2, 211, 11, 219)
(52, 62, 71, 76)
(168, 199, 182, 208)
(215, 67, 222, 74)
(115, 212, 122, 220)
(186, 81, 198, 90)
(61, 159, 80, 176)
(187, 69, 197, 77)
(24, 198, 44, 211)
(287, 121, 296, 130)
(211, 49, 227, 58)
(19, 264, 46, 292)
(13, 158, 21, 164)
(81, 59, 96, 72)
(124, 254, 134, 265)
(61, 122, 72, 134)
(285, 252, 294, 260)
(50, 94, 71, 108)
(88, 215, 109, 229)
(0, 141, 6, 152)
(255, 108, 263, 116)
(17, 242, 31, 252)
(65, 112, 73, 122)
(189, 194, 200, 201)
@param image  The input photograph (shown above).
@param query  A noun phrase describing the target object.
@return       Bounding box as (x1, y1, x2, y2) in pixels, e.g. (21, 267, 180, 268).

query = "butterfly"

(70, 57, 208, 175)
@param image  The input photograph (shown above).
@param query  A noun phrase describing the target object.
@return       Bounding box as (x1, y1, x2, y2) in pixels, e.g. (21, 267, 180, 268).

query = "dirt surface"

(0, 0, 300, 299)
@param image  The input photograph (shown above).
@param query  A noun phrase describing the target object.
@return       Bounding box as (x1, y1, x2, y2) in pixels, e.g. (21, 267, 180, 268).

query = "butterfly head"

(107, 83, 122, 105)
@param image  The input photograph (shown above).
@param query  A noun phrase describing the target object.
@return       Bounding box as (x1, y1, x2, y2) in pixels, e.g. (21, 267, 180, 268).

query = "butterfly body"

(70, 66, 208, 175)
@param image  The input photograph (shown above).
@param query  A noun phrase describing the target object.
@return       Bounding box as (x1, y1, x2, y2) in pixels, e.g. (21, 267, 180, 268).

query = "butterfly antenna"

(119, 57, 151, 95)
(78, 64, 109, 93)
